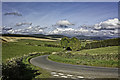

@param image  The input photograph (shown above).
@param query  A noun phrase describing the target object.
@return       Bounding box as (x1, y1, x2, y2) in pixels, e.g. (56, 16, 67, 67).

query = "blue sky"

(2, 0, 120, 2)
(2, 2, 119, 37)
(2, 2, 118, 27)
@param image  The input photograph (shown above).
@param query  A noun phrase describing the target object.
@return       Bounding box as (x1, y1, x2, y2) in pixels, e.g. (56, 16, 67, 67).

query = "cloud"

(48, 18, 119, 37)
(48, 27, 90, 36)
(1, 26, 13, 31)
(56, 19, 74, 28)
(3, 18, 119, 37)
(15, 22, 32, 26)
(4, 12, 22, 16)
(94, 18, 119, 30)
(7, 26, 44, 34)
(91, 18, 119, 37)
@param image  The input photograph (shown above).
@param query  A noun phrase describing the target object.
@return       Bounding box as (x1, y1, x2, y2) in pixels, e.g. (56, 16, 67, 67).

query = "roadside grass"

(2, 52, 52, 80)
(48, 46, 119, 68)
(74, 46, 118, 55)
(22, 52, 52, 79)
(2, 39, 62, 62)
(2, 38, 62, 79)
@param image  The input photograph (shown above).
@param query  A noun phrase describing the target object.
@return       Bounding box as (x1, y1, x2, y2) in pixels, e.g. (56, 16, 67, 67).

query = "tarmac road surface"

(30, 55, 119, 78)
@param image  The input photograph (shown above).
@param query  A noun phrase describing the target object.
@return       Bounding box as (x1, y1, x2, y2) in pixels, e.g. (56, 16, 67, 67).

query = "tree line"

(60, 37, 120, 51)
(84, 38, 119, 49)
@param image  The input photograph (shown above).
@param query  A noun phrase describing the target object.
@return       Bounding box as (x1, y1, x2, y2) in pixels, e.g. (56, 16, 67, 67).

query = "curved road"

(30, 55, 118, 78)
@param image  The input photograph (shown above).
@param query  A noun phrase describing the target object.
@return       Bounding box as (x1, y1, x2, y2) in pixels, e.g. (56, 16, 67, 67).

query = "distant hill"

(75, 35, 114, 40)
(2, 34, 117, 40)
(31, 34, 66, 38)
(2, 34, 66, 39)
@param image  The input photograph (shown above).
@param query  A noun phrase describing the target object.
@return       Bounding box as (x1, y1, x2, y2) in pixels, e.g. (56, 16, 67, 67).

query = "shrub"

(2, 56, 38, 80)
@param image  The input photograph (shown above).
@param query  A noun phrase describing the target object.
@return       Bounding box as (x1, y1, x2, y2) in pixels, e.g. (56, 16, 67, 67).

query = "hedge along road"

(30, 55, 118, 78)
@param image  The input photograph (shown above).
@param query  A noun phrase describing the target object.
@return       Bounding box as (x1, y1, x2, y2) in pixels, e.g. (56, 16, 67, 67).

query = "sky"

(1, 0, 120, 2)
(2, 2, 119, 37)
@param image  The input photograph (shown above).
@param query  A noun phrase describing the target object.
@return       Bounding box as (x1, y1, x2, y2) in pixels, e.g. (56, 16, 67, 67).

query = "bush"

(2, 56, 38, 80)
(2, 52, 51, 80)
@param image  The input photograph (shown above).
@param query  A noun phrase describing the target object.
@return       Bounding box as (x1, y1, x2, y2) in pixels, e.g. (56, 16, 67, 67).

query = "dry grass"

(0, 36, 56, 42)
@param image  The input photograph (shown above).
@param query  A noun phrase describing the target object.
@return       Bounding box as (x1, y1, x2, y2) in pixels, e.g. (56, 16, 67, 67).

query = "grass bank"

(2, 37, 63, 79)
(48, 46, 119, 68)
(2, 52, 52, 80)
(22, 52, 52, 79)
(2, 39, 62, 62)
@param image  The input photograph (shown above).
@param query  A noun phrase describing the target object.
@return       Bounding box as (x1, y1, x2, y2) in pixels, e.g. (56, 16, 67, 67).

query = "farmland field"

(74, 46, 118, 55)
(2, 36, 62, 62)
(1, 36, 64, 79)
(0, 36, 57, 42)
(48, 46, 119, 68)
(2, 36, 119, 80)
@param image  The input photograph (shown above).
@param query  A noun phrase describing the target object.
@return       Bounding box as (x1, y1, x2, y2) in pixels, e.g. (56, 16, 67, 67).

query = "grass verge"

(48, 46, 119, 68)
(2, 52, 52, 80)
(22, 52, 52, 79)
(2, 38, 63, 79)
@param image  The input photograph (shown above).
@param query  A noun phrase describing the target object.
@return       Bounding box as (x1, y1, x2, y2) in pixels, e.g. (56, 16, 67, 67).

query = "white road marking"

(67, 74, 73, 77)
(58, 73, 64, 75)
(77, 76, 84, 78)
(53, 75, 59, 77)
(61, 76, 68, 78)
(51, 72, 57, 75)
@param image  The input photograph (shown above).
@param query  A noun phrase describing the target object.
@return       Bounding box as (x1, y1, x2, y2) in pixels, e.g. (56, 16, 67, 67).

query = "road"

(30, 55, 119, 78)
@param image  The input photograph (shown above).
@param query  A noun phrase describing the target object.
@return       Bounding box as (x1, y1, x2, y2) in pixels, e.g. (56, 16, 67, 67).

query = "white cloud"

(16, 22, 32, 26)
(92, 18, 119, 37)
(3, 18, 119, 37)
(48, 27, 90, 36)
(56, 20, 71, 25)
(94, 18, 119, 30)
(7, 26, 44, 34)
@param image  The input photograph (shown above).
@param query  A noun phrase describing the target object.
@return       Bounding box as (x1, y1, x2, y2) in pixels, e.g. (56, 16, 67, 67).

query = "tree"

(69, 37, 81, 51)
(60, 37, 70, 49)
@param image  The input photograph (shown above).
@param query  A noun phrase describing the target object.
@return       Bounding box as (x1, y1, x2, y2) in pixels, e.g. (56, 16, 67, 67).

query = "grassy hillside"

(74, 46, 118, 55)
(2, 35, 119, 79)
(76, 35, 113, 40)
(2, 36, 63, 79)
(0, 36, 56, 42)
(2, 34, 65, 40)
(48, 46, 119, 68)
(2, 39, 62, 62)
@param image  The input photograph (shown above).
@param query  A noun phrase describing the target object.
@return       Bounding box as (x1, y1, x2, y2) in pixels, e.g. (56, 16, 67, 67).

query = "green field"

(2, 38, 63, 79)
(2, 39, 62, 62)
(48, 46, 119, 68)
(2, 36, 119, 79)
(74, 46, 118, 55)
